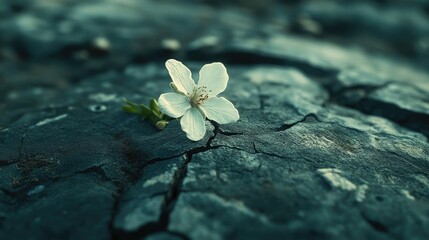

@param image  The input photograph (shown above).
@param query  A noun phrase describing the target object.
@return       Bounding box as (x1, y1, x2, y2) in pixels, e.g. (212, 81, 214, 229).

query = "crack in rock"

(1, 2, 429, 239)
(108, 154, 183, 240)
(218, 129, 243, 136)
(360, 211, 389, 234)
(275, 113, 320, 131)
(111, 123, 220, 240)
(325, 81, 429, 140)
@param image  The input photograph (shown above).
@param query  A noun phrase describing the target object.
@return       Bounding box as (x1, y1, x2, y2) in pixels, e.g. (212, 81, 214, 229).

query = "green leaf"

(122, 99, 140, 114)
(123, 105, 139, 113)
(150, 98, 161, 115)
(122, 98, 151, 118)
(121, 105, 135, 113)
(139, 104, 152, 118)
(122, 97, 171, 131)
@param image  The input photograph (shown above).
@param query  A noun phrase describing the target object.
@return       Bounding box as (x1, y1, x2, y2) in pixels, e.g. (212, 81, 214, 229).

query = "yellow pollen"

(190, 86, 209, 107)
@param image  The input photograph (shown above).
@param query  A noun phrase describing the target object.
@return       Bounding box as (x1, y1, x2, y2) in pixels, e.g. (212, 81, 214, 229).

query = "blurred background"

(1, 0, 429, 127)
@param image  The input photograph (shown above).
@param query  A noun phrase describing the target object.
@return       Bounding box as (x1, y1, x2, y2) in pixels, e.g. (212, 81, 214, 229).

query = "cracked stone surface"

(1, 0, 429, 239)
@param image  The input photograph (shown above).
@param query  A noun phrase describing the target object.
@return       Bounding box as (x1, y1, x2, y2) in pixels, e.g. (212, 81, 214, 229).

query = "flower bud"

(155, 120, 169, 130)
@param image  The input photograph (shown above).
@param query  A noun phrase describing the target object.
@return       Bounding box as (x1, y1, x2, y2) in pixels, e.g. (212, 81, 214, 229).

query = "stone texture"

(1, 174, 115, 240)
(1, 0, 429, 240)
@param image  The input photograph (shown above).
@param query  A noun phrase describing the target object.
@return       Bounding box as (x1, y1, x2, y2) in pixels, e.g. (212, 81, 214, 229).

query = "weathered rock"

(0, 173, 115, 240)
(1, 0, 429, 239)
(113, 156, 184, 235)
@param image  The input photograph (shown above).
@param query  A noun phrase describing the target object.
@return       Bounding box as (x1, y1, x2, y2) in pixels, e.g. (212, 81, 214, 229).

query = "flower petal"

(200, 97, 239, 124)
(158, 93, 191, 118)
(180, 108, 206, 141)
(198, 62, 228, 97)
(165, 59, 195, 96)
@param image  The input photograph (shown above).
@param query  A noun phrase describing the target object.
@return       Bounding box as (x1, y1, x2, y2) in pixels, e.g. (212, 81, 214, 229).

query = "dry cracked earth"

(1, 0, 429, 239)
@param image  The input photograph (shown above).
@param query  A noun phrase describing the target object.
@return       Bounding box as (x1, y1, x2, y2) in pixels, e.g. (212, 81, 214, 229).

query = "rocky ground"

(1, 0, 429, 239)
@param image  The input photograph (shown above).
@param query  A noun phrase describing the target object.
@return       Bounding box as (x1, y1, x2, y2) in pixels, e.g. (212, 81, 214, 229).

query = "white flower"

(158, 59, 239, 141)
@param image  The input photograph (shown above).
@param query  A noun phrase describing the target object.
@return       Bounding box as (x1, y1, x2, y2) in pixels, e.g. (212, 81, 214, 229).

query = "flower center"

(190, 86, 209, 107)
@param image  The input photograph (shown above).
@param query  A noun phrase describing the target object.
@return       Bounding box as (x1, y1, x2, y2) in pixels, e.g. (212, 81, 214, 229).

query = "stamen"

(189, 86, 210, 107)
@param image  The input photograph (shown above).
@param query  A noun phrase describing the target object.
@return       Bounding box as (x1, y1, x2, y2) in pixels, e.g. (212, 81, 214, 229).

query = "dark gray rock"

(1, 0, 429, 239)
(0, 173, 115, 240)
(113, 156, 184, 234)
(2, 62, 429, 240)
